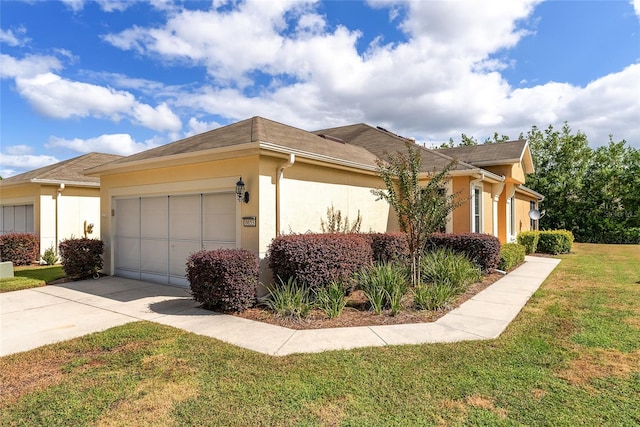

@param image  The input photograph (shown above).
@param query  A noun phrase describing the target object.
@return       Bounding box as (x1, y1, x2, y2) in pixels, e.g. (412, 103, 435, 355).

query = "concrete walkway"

(1, 256, 560, 357)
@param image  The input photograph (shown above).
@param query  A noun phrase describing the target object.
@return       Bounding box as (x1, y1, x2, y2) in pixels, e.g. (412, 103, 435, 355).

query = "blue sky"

(1, 0, 639, 177)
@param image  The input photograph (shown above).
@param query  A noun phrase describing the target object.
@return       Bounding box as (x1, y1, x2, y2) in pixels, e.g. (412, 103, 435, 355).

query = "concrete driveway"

(1, 256, 561, 357)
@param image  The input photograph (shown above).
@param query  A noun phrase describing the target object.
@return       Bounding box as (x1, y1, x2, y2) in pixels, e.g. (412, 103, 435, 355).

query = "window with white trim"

(472, 186, 482, 233)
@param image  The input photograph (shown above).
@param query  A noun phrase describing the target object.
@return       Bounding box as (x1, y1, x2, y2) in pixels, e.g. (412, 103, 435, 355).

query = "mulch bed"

(234, 271, 504, 330)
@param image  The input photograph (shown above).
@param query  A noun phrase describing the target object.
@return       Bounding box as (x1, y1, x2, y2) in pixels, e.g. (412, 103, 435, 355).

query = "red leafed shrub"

(369, 232, 410, 264)
(424, 233, 501, 272)
(58, 238, 104, 279)
(0, 233, 39, 266)
(186, 249, 258, 312)
(267, 233, 373, 290)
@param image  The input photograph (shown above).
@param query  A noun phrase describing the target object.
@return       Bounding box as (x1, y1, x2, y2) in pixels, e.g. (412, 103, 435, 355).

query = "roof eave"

(259, 141, 379, 172)
(84, 142, 261, 176)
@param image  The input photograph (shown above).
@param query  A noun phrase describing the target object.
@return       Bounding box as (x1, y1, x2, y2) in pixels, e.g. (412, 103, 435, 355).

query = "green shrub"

(41, 245, 59, 265)
(424, 233, 501, 272)
(267, 233, 372, 291)
(314, 280, 348, 319)
(260, 276, 312, 320)
(517, 231, 539, 254)
(420, 249, 482, 291)
(413, 282, 458, 311)
(0, 233, 39, 266)
(355, 263, 409, 315)
(537, 230, 574, 254)
(498, 243, 526, 271)
(186, 248, 258, 312)
(58, 238, 104, 279)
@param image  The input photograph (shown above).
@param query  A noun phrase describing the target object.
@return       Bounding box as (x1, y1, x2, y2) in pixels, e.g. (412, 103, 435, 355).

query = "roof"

(435, 140, 534, 173)
(312, 123, 478, 173)
(0, 152, 122, 187)
(91, 116, 381, 172)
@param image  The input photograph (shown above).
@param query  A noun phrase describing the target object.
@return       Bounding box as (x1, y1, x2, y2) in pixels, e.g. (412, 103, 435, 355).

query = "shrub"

(517, 231, 539, 254)
(41, 245, 59, 265)
(414, 282, 458, 311)
(369, 233, 410, 264)
(267, 233, 373, 291)
(537, 230, 574, 254)
(0, 233, 39, 266)
(58, 238, 104, 279)
(424, 233, 500, 272)
(260, 276, 312, 320)
(320, 204, 362, 233)
(186, 248, 258, 312)
(421, 249, 482, 291)
(314, 280, 348, 319)
(355, 263, 409, 315)
(498, 243, 526, 271)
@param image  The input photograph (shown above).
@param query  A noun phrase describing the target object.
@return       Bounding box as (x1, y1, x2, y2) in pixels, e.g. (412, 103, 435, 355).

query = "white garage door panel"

(141, 197, 168, 238)
(114, 192, 236, 287)
(170, 195, 200, 240)
(0, 206, 31, 235)
(115, 237, 140, 273)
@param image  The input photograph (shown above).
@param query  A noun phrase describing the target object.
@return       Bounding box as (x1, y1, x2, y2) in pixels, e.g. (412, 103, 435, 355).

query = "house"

(0, 152, 122, 256)
(85, 116, 542, 287)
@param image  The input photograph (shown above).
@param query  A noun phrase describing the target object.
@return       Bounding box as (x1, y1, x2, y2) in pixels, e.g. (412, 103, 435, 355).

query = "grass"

(1, 243, 639, 425)
(0, 265, 65, 293)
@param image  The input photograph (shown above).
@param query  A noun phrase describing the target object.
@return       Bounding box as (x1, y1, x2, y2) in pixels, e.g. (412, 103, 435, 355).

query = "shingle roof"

(435, 140, 528, 166)
(0, 152, 122, 186)
(99, 116, 381, 169)
(312, 123, 477, 173)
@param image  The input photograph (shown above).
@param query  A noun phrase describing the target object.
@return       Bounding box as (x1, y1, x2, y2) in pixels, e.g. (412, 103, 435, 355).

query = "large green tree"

(523, 123, 592, 233)
(372, 143, 463, 286)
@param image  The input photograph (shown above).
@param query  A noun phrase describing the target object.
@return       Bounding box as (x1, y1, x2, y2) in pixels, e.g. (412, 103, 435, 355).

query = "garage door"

(114, 193, 237, 286)
(0, 204, 35, 235)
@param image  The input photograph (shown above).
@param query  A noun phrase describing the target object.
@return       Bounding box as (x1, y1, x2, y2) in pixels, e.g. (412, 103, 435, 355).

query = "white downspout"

(55, 183, 65, 254)
(276, 154, 295, 236)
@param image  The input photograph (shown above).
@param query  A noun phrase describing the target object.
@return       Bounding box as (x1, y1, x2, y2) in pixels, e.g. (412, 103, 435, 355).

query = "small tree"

(320, 204, 362, 233)
(372, 143, 463, 286)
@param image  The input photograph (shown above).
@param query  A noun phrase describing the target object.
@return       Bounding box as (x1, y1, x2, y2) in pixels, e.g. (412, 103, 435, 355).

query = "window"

(472, 186, 481, 233)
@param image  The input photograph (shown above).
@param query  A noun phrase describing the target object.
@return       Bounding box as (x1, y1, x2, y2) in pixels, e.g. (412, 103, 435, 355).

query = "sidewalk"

(1, 256, 560, 357)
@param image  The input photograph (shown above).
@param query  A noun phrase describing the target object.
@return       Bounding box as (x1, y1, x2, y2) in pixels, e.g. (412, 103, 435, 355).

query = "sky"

(1, 0, 639, 178)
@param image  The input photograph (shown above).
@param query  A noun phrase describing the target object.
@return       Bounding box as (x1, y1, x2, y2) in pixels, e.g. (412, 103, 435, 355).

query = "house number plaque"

(242, 216, 257, 227)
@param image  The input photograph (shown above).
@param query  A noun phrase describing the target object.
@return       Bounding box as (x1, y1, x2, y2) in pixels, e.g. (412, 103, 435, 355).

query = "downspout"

(276, 154, 295, 236)
(55, 183, 65, 254)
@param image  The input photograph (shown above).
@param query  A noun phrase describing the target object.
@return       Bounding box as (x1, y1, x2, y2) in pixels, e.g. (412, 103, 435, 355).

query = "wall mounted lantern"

(236, 177, 249, 203)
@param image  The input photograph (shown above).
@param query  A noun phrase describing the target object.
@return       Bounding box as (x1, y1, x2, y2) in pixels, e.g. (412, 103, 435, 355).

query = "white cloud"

(0, 154, 59, 178)
(0, 54, 62, 79)
(0, 27, 29, 47)
(60, 0, 85, 12)
(4, 145, 33, 155)
(14, 72, 182, 132)
(186, 117, 222, 136)
(46, 134, 162, 156)
(633, 0, 640, 19)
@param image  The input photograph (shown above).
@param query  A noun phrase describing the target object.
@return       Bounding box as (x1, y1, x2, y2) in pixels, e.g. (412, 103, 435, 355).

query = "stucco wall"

(0, 183, 101, 256)
(98, 155, 259, 276)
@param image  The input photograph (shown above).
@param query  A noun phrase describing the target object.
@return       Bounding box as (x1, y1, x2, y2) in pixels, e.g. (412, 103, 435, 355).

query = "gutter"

(259, 142, 378, 172)
(31, 179, 100, 188)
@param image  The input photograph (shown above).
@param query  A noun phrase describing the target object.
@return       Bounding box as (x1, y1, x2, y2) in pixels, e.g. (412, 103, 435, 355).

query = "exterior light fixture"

(236, 177, 249, 203)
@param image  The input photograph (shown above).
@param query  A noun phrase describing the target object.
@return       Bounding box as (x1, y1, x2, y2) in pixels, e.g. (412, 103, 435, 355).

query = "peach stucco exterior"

(86, 117, 543, 287)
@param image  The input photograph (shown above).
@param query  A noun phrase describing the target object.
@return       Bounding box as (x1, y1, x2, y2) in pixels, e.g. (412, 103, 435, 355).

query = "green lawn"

(0, 265, 66, 293)
(1, 243, 639, 426)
